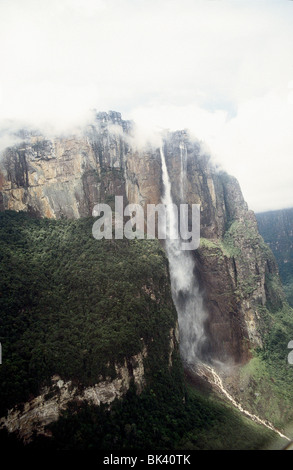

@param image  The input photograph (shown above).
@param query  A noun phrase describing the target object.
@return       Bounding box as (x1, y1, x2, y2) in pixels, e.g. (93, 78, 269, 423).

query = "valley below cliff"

(1, 111, 293, 450)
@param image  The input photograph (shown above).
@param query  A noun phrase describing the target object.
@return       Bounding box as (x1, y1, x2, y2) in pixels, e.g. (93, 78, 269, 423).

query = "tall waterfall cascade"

(179, 141, 187, 200)
(159, 144, 291, 442)
(159, 145, 207, 365)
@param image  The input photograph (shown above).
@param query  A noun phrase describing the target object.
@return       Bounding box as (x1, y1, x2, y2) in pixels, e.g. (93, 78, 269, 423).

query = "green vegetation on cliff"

(239, 303, 293, 429)
(0, 211, 276, 450)
(200, 218, 293, 435)
(0, 210, 178, 415)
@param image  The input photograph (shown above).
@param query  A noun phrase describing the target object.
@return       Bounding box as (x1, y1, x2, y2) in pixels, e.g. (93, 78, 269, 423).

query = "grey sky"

(0, 0, 293, 212)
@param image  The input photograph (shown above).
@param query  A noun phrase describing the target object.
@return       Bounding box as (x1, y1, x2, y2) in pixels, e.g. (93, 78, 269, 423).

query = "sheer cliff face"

(0, 111, 283, 364)
(0, 112, 161, 219)
(163, 134, 283, 362)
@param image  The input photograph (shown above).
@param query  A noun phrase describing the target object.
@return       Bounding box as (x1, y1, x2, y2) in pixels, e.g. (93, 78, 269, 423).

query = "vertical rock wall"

(0, 111, 284, 363)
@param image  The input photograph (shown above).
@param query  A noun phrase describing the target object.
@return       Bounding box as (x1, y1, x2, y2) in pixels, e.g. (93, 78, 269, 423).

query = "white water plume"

(160, 145, 207, 364)
(160, 143, 292, 442)
(179, 141, 187, 200)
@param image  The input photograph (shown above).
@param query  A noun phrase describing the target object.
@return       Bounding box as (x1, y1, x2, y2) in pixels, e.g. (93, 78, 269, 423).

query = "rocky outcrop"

(169, 323, 180, 367)
(0, 348, 147, 443)
(195, 214, 282, 363)
(0, 111, 284, 365)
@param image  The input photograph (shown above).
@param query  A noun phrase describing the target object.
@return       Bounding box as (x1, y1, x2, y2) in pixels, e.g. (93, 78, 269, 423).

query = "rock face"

(161, 132, 283, 363)
(0, 111, 284, 365)
(0, 349, 147, 443)
(0, 111, 161, 219)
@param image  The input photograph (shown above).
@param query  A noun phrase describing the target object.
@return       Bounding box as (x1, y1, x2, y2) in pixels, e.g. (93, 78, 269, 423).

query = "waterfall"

(179, 141, 187, 200)
(160, 144, 291, 443)
(160, 145, 207, 365)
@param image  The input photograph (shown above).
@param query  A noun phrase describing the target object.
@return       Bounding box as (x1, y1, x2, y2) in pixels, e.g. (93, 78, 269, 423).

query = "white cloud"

(209, 93, 293, 212)
(0, 0, 293, 211)
(129, 90, 293, 212)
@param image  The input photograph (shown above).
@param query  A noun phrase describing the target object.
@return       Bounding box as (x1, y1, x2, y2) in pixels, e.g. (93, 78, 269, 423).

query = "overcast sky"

(0, 0, 293, 212)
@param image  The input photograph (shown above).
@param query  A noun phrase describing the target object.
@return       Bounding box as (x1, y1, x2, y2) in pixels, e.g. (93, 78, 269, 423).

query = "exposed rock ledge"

(0, 348, 147, 443)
